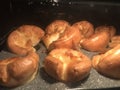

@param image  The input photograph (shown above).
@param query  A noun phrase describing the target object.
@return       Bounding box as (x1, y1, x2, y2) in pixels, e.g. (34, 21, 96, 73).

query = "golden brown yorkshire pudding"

(44, 48, 92, 82)
(95, 26, 116, 38)
(7, 25, 45, 55)
(42, 20, 70, 49)
(48, 26, 82, 50)
(80, 26, 112, 52)
(92, 44, 120, 79)
(45, 20, 70, 34)
(108, 35, 120, 48)
(0, 51, 39, 87)
(72, 20, 94, 38)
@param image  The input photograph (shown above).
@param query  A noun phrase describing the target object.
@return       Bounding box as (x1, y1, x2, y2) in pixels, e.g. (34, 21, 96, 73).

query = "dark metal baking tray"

(0, 0, 120, 90)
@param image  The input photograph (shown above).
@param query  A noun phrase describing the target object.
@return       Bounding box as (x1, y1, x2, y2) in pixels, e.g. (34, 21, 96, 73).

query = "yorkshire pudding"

(109, 35, 120, 48)
(7, 25, 45, 55)
(44, 48, 92, 82)
(0, 51, 39, 87)
(80, 26, 113, 52)
(42, 20, 70, 49)
(95, 26, 116, 38)
(92, 44, 120, 79)
(72, 20, 94, 38)
(48, 26, 82, 50)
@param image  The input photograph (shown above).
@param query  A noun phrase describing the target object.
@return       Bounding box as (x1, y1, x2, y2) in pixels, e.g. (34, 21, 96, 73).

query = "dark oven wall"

(1, 0, 120, 49)
(10, 0, 120, 27)
(0, 0, 12, 49)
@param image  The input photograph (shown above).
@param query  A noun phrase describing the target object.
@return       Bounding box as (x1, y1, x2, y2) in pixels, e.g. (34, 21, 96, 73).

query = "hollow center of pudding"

(14, 31, 39, 48)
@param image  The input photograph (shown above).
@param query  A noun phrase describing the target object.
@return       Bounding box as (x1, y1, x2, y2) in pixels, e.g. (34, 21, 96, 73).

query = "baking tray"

(1, 0, 120, 90)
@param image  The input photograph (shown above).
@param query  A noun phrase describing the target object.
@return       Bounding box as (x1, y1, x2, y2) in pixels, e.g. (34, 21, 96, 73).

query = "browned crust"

(42, 20, 70, 49)
(80, 26, 116, 52)
(48, 26, 82, 50)
(92, 44, 120, 79)
(44, 48, 92, 82)
(0, 52, 39, 87)
(7, 25, 45, 55)
(109, 35, 120, 48)
(95, 25, 116, 38)
(72, 20, 94, 38)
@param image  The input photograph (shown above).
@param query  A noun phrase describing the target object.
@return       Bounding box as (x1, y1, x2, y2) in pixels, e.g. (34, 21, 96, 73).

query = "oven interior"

(0, 0, 120, 90)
